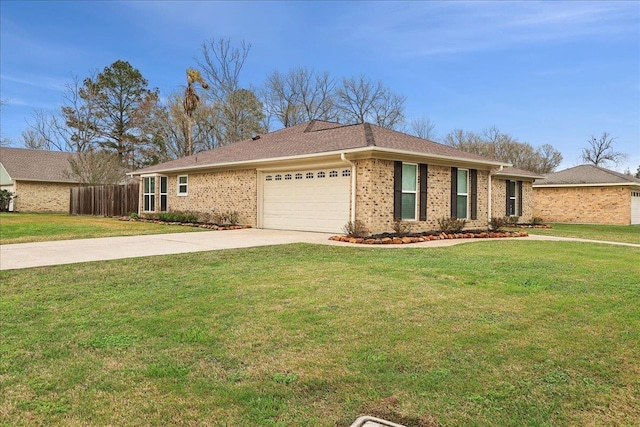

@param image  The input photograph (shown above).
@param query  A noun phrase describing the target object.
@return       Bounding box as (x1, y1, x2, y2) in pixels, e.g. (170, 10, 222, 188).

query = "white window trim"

(402, 163, 418, 221)
(143, 176, 156, 212)
(457, 168, 469, 219)
(508, 181, 518, 217)
(177, 175, 188, 196)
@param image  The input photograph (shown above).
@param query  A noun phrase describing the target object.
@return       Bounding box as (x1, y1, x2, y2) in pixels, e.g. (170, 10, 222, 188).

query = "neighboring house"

(0, 147, 79, 212)
(533, 164, 640, 225)
(491, 167, 543, 222)
(131, 120, 539, 234)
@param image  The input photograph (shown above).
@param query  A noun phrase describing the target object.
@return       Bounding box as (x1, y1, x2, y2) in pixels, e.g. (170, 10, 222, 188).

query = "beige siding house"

(131, 121, 539, 234)
(0, 147, 79, 212)
(533, 164, 640, 225)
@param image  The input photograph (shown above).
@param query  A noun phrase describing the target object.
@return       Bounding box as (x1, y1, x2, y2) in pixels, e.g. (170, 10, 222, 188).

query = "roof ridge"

(363, 123, 376, 146)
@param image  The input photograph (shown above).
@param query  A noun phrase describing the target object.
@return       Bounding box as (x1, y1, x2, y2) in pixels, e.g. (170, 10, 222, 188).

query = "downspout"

(488, 165, 504, 223)
(341, 153, 357, 223)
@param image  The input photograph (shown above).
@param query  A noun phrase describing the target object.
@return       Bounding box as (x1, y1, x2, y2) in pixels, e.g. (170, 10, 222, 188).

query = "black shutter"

(517, 180, 523, 216)
(505, 179, 511, 216)
(419, 164, 428, 221)
(394, 161, 402, 221)
(470, 169, 478, 220)
(450, 167, 458, 218)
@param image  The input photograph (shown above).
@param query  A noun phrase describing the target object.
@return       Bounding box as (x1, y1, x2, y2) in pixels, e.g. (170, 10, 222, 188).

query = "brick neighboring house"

(130, 120, 540, 234)
(533, 164, 640, 225)
(0, 147, 80, 212)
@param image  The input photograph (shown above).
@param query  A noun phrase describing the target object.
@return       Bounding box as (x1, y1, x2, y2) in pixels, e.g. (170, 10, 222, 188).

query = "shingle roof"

(533, 164, 640, 186)
(0, 147, 78, 183)
(133, 121, 508, 175)
(494, 166, 544, 180)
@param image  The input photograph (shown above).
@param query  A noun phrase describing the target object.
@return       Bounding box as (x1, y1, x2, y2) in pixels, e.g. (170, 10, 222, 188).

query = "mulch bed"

(330, 230, 529, 245)
(119, 216, 250, 231)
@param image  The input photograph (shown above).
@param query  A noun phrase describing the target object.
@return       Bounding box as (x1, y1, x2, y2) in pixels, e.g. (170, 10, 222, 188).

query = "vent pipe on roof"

(252, 135, 261, 141)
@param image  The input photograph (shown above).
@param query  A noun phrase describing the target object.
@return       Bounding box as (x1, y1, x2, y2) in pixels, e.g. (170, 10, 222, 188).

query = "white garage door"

(631, 190, 640, 225)
(262, 168, 351, 233)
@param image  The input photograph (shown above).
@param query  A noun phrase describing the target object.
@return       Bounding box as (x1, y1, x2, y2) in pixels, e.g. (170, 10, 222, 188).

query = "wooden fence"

(70, 184, 139, 217)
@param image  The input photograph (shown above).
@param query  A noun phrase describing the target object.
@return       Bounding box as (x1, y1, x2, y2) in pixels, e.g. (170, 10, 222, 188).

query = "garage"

(632, 190, 640, 225)
(262, 167, 352, 233)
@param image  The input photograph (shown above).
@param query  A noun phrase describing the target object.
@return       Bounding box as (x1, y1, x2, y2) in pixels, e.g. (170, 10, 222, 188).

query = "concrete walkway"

(1, 229, 638, 271)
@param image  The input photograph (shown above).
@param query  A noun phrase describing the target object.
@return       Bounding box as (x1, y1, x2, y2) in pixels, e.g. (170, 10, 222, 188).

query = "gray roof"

(133, 121, 509, 175)
(534, 164, 640, 186)
(0, 147, 78, 183)
(494, 166, 543, 180)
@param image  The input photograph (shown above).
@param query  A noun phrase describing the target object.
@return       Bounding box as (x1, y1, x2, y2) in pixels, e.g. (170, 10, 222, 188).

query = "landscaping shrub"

(489, 217, 506, 231)
(158, 211, 199, 223)
(343, 220, 369, 238)
(392, 220, 412, 237)
(211, 210, 240, 225)
(437, 217, 467, 233)
(505, 215, 520, 226)
(531, 216, 544, 225)
(0, 189, 16, 212)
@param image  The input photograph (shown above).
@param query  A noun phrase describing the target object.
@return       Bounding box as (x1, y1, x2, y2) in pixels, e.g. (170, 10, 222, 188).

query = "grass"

(0, 212, 204, 244)
(1, 241, 638, 426)
(515, 223, 640, 244)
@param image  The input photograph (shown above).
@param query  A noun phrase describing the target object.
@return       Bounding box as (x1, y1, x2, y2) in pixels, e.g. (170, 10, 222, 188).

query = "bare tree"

(581, 132, 627, 167)
(410, 116, 437, 140)
(197, 38, 250, 102)
(444, 127, 562, 174)
(263, 67, 338, 128)
(196, 39, 264, 144)
(24, 73, 103, 153)
(335, 75, 406, 129)
(65, 150, 127, 185)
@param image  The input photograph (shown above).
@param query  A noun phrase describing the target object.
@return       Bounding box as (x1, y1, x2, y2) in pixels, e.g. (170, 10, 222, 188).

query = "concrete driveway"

(0, 229, 342, 270)
(1, 229, 637, 271)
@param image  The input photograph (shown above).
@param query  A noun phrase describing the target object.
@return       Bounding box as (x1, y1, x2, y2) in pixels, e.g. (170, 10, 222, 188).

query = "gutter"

(340, 153, 357, 223)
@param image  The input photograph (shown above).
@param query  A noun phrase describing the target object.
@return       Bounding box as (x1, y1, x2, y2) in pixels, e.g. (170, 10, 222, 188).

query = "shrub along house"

(130, 120, 538, 234)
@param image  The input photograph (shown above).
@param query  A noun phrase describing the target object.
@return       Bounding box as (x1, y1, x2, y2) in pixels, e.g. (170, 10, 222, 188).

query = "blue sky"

(1, 0, 638, 173)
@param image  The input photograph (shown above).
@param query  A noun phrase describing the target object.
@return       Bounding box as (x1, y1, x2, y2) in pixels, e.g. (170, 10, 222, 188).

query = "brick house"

(491, 167, 542, 222)
(533, 164, 640, 225)
(131, 121, 538, 234)
(0, 147, 80, 212)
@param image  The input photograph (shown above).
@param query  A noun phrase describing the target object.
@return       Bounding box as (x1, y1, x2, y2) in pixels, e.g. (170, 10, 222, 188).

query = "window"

(265, 175, 273, 181)
(401, 163, 418, 220)
(143, 176, 155, 212)
(329, 170, 338, 178)
(456, 169, 468, 219)
(306, 172, 314, 179)
(342, 169, 351, 177)
(295, 173, 303, 180)
(160, 176, 168, 212)
(284, 173, 292, 180)
(177, 175, 188, 195)
(507, 180, 517, 216)
(275, 174, 282, 181)
(317, 171, 326, 178)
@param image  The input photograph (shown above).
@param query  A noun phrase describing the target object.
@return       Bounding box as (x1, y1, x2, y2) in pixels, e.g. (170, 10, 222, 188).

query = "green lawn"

(516, 223, 640, 244)
(1, 242, 638, 426)
(0, 213, 203, 244)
